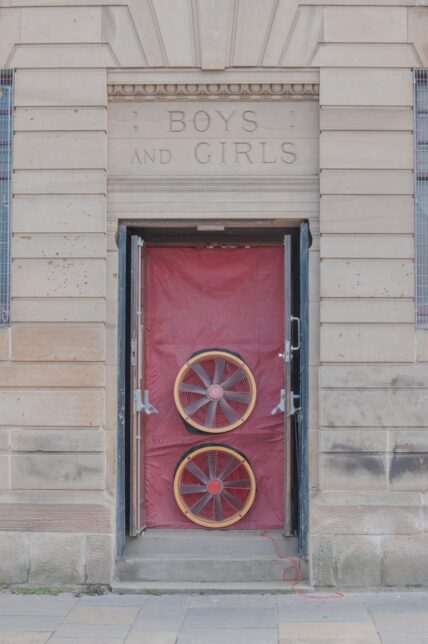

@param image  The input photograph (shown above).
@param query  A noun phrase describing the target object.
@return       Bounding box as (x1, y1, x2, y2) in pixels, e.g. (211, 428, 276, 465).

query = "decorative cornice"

(107, 82, 319, 102)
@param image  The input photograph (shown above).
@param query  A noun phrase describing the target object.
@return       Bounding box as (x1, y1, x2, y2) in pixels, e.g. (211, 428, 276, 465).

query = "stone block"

(0, 429, 9, 450)
(11, 453, 105, 490)
(320, 132, 413, 170)
(233, 0, 278, 66)
(320, 235, 413, 259)
(320, 299, 414, 324)
(29, 533, 85, 585)
(0, 454, 10, 490)
(13, 196, 106, 234)
(325, 6, 406, 44)
(282, 6, 323, 67)
(320, 389, 428, 428)
(0, 502, 112, 533)
(408, 8, 428, 67)
(416, 330, 428, 363)
(15, 69, 107, 107)
(10, 44, 115, 68)
(321, 259, 413, 298)
(313, 43, 418, 68)
(390, 430, 428, 453)
(0, 8, 19, 68)
(14, 132, 107, 171)
(86, 534, 112, 584)
(320, 454, 387, 491)
(15, 107, 107, 132)
(0, 327, 8, 360)
(310, 535, 335, 587)
(383, 535, 428, 586)
(102, 6, 146, 67)
(320, 365, 428, 389)
(335, 535, 382, 587)
(0, 532, 29, 583)
(11, 325, 105, 362)
(0, 389, 103, 427)
(197, 0, 234, 69)
(320, 195, 413, 234)
(0, 363, 104, 388)
(320, 170, 413, 196)
(11, 299, 106, 323)
(320, 430, 387, 453)
(320, 107, 413, 131)
(311, 491, 422, 536)
(321, 68, 411, 105)
(21, 6, 102, 44)
(320, 324, 415, 363)
(12, 234, 106, 259)
(389, 454, 428, 491)
(10, 429, 105, 453)
(12, 259, 106, 298)
(14, 170, 106, 195)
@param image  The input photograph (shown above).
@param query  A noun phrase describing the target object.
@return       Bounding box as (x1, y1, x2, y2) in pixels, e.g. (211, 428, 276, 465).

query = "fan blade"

(223, 391, 251, 404)
(207, 450, 217, 478)
(221, 368, 246, 389)
(205, 401, 218, 429)
(184, 396, 210, 417)
(219, 398, 240, 424)
(191, 492, 212, 515)
(213, 358, 225, 385)
(186, 461, 209, 484)
(180, 484, 207, 494)
(221, 490, 244, 512)
(191, 362, 212, 387)
(218, 458, 240, 481)
(214, 494, 223, 521)
(224, 479, 251, 489)
(180, 383, 207, 395)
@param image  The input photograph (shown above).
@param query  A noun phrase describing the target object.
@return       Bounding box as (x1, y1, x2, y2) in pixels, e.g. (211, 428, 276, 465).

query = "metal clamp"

(288, 392, 301, 417)
(134, 389, 158, 415)
(271, 388, 286, 415)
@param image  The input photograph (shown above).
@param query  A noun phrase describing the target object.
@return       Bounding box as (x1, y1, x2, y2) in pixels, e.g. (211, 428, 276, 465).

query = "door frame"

(116, 220, 310, 558)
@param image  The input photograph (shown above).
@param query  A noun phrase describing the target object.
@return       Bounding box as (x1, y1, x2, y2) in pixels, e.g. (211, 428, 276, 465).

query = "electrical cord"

(261, 531, 344, 599)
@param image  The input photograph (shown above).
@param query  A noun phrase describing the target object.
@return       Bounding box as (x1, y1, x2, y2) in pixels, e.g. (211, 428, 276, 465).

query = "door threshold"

(111, 580, 313, 595)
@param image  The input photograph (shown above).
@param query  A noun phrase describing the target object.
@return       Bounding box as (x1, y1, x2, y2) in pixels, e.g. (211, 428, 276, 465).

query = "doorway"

(116, 223, 309, 562)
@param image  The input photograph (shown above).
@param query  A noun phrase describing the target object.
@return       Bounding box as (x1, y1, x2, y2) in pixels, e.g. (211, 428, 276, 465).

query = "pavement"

(0, 590, 427, 643)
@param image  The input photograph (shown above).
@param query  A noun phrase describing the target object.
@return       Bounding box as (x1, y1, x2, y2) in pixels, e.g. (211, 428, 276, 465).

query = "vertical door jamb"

(298, 222, 309, 558)
(129, 235, 146, 535)
(116, 224, 127, 556)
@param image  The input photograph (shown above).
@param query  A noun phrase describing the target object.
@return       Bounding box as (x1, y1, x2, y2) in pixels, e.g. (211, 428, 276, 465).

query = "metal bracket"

(137, 389, 158, 415)
(291, 316, 301, 352)
(288, 392, 301, 417)
(271, 388, 286, 415)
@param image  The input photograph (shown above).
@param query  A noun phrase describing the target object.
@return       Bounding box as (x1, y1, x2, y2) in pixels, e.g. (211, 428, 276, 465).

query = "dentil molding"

(107, 82, 319, 102)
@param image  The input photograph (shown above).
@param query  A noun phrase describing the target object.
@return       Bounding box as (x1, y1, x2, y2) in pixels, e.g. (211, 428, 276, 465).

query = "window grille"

(0, 69, 13, 325)
(415, 69, 428, 326)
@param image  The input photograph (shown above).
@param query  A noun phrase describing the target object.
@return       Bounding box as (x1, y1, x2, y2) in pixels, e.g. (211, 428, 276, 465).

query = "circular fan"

(173, 350, 257, 433)
(173, 445, 256, 528)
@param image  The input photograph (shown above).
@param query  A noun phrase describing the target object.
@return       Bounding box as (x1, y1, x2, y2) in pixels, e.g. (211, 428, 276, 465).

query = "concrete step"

(116, 554, 305, 583)
(111, 581, 314, 595)
(124, 529, 298, 558)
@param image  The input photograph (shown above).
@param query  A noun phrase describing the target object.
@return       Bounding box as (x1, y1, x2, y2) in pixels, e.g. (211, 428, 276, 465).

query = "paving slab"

(65, 606, 139, 625)
(0, 615, 62, 632)
(182, 606, 277, 629)
(0, 634, 51, 644)
(370, 611, 428, 632)
(178, 628, 278, 644)
(52, 623, 130, 639)
(0, 594, 76, 616)
(50, 640, 124, 644)
(380, 634, 428, 644)
(278, 622, 381, 642)
(126, 632, 178, 644)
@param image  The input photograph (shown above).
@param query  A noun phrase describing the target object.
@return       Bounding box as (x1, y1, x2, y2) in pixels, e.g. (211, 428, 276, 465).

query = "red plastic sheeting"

(144, 246, 285, 529)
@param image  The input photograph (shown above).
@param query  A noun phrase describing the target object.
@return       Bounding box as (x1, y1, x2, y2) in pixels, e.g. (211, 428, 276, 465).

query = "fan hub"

(207, 384, 224, 401)
(207, 479, 223, 495)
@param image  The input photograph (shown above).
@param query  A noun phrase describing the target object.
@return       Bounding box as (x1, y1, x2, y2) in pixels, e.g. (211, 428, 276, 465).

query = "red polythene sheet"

(144, 246, 285, 529)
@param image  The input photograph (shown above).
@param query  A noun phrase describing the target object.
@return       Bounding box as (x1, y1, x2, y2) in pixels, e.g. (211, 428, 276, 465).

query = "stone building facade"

(0, 0, 427, 589)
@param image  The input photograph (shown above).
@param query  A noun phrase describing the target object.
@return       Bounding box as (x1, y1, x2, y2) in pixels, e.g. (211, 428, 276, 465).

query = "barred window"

(0, 69, 13, 325)
(415, 70, 428, 326)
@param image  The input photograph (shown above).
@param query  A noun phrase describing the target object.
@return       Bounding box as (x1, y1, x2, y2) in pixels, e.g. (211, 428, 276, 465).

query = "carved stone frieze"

(107, 83, 319, 102)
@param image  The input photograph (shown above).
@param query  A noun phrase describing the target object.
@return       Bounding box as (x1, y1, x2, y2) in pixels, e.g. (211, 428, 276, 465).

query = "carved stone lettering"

(108, 85, 319, 178)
